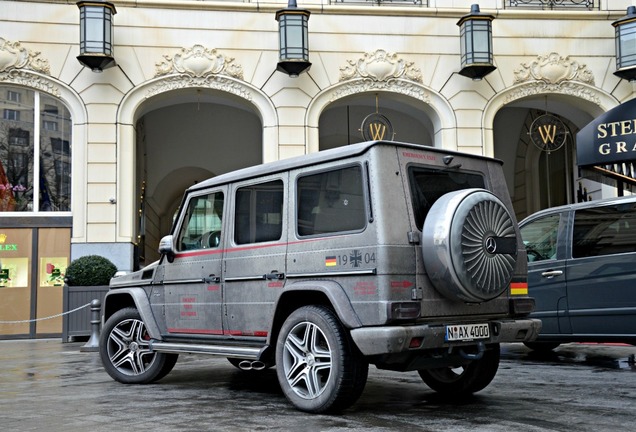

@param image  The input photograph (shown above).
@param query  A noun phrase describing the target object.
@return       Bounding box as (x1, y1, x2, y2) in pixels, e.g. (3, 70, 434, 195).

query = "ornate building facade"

(0, 0, 634, 337)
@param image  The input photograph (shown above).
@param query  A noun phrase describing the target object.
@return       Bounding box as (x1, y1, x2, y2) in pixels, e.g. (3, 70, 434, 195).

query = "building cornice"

(13, 0, 625, 20)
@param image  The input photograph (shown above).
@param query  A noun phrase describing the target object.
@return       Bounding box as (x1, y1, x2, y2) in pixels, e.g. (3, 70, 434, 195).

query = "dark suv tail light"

(509, 297, 535, 316)
(388, 302, 421, 320)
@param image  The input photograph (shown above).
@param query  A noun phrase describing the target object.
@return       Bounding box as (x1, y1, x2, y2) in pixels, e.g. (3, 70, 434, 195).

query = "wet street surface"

(1, 340, 635, 431)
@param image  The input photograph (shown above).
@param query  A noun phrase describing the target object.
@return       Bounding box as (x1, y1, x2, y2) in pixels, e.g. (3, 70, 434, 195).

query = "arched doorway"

(133, 89, 263, 267)
(318, 92, 435, 150)
(494, 95, 599, 221)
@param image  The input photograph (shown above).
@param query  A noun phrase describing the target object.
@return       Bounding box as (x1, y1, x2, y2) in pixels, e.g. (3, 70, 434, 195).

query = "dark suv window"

(408, 166, 485, 229)
(297, 165, 366, 236)
(572, 203, 636, 258)
(234, 180, 284, 244)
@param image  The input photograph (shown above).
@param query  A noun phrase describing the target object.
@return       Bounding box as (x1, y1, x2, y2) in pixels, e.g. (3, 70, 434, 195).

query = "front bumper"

(349, 318, 542, 356)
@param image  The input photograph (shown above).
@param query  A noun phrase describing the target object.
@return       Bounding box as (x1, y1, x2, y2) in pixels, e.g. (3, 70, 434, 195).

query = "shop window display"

(0, 86, 72, 212)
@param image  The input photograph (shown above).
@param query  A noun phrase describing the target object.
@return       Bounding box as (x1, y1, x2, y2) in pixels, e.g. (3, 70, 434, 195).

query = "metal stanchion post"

(80, 299, 101, 352)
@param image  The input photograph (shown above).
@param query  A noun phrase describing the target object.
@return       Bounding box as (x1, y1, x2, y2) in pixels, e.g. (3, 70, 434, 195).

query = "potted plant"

(62, 255, 117, 342)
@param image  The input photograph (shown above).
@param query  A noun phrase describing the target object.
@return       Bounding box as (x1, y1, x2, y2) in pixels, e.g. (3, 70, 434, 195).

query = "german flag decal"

(325, 256, 337, 267)
(510, 280, 528, 296)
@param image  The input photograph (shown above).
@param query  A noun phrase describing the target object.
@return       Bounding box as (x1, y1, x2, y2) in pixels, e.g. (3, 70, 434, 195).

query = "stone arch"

(115, 46, 279, 244)
(484, 53, 621, 217)
(483, 52, 619, 158)
(0, 37, 89, 236)
(306, 50, 457, 153)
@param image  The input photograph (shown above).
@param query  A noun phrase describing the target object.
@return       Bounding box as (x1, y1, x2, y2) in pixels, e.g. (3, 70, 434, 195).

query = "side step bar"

(149, 341, 262, 359)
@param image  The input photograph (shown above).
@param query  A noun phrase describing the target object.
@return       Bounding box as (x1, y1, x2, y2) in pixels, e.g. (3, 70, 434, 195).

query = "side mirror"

(158, 235, 176, 263)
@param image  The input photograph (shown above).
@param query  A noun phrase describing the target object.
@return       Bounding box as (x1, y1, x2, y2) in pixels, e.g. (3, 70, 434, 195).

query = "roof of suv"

(520, 195, 636, 225)
(189, 140, 501, 193)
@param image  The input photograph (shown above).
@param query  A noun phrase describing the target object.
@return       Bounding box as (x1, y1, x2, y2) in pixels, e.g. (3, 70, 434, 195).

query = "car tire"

(418, 343, 500, 396)
(100, 307, 178, 384)
(275, 305, 369, 413)
(422, 189, 518, 302)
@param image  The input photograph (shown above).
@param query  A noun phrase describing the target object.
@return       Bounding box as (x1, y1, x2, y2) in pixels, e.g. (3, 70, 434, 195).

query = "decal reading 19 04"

(325, 250, 376, 267)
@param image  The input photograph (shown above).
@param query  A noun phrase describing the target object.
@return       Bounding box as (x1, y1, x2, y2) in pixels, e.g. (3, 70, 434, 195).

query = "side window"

(176, 192, 224, 251)
(408, 166, 485, 229)
(297, 165, 366, 236)
(234, 180, 283, 244)
(520, 214, 560, 262)
(572, 203, 636, 258)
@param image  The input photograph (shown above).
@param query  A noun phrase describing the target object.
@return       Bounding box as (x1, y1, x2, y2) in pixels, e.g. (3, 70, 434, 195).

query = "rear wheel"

(100, 307, 178, 384)
(275, 305, 368, 413)
(418, 344, 500, 396)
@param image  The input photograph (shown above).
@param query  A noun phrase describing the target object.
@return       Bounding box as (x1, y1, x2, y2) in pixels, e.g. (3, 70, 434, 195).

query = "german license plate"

(445, 323, 490, 342)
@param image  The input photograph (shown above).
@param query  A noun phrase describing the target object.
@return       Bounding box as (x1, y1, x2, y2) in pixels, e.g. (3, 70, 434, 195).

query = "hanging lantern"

(275, 0, 311, 77)
(457, 4, 496, 80)
(613, 6, 636, 82)
(77, 1, 117, 72)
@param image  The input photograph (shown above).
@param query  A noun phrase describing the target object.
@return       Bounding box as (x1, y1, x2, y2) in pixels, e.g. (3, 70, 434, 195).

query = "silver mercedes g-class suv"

(99, 140, 541, 413)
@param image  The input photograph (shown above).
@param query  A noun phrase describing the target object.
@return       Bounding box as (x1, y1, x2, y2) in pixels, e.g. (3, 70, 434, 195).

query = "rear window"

(572, 202, 636, 258)
(408, 166, 485, 229)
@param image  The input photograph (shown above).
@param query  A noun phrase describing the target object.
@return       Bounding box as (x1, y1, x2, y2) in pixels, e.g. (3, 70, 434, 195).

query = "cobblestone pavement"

(1, 339, 635, 432)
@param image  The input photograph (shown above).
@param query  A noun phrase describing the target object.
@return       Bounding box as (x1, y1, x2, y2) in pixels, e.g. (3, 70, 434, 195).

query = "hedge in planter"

(63, 255, 117, 342)
(65, 255, 117, 286)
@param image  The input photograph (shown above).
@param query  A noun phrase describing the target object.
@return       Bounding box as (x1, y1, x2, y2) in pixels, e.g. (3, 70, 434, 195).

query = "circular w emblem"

(361, 113, 394, 141)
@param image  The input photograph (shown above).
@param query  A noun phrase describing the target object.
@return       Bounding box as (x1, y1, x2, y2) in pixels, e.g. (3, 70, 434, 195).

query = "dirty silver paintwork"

(103, 140, 541, 412)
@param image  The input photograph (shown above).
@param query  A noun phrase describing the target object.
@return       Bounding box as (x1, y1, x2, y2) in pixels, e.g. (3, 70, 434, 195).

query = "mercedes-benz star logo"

(485, 237, 497, 254)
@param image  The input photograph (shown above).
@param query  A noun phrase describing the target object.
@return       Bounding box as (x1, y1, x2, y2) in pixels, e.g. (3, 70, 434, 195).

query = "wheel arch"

(102, 288, 163, 340)
(268, 280, 363, 347)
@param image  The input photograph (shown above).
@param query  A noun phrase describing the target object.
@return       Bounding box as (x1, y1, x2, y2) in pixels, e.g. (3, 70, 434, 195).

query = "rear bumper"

(350, 318, 542, 356)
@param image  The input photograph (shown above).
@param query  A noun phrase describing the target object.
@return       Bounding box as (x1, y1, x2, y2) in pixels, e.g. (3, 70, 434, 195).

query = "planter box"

(62, 284, 110, 342)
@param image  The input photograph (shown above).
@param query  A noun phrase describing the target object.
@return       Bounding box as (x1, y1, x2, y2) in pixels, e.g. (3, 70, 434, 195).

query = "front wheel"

(418, 343, 500, 396)
(99, 307, 178, 384)
(275, 305, 368, 413)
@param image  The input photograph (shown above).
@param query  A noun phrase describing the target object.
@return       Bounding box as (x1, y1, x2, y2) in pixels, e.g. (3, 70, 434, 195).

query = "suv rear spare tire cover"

(422, 188, 517, 303)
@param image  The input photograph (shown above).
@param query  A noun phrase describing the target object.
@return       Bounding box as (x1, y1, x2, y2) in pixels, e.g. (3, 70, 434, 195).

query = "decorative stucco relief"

(505, 81, 601, 106)
(155, 45, 243, 79)
(334, 50, 429, 103)
(514, 52, 594, 85)
(150, 45, 250, 101)
(146, 75, 252, 101)
(507, 52, 600, 106)
(0, 37, 59, 96)
(339, 50, 422, 83)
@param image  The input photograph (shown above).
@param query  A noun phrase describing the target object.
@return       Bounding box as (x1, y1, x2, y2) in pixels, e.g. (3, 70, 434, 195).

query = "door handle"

(541, 270, 563, 279)
(264, 271, 285, 280)
(204, 276, 220, 283)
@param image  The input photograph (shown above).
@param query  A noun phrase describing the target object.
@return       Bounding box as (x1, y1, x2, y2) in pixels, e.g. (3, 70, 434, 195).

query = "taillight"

(388, 302, 421, 320)
(509, 297, 535, 316)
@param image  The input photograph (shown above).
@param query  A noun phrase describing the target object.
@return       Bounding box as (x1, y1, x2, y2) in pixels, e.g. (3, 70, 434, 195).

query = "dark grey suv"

(520, 196, 636, 351)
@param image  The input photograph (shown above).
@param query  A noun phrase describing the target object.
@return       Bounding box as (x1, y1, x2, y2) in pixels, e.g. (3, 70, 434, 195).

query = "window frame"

(295, 162, 368, 238)
(407, 164, 486, 230)
(233, 178, 285, 245)
(175, 190, 225, 252)
(572, 202, 636, 259)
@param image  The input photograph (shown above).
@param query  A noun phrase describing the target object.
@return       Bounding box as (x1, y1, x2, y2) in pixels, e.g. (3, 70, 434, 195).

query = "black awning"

(576, 98, 636, 167)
